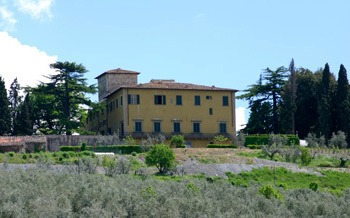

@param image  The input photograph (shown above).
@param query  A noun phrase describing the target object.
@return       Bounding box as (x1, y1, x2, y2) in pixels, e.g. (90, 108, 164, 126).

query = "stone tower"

(95, 68, 140, 102)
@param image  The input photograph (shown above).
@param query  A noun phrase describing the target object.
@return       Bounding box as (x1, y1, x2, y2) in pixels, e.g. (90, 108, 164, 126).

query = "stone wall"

(0, 135, 121, 152)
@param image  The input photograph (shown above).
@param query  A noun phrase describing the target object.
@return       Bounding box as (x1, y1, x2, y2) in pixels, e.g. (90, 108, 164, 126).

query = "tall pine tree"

(0, 76, 11, 135)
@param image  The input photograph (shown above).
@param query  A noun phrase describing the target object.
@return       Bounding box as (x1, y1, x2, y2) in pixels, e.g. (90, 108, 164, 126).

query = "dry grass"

(173, 148, 257, 164)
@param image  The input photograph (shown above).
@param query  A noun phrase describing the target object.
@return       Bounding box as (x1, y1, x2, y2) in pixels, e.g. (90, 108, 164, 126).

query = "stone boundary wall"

(0, 135, 121, 152)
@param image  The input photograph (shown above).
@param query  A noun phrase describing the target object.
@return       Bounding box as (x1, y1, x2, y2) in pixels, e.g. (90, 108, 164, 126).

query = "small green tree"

(145, 144, 176, 174)
(170, 135, 185, 148)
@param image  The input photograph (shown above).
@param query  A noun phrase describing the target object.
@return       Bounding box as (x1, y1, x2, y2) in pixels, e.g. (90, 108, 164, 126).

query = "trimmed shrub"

(94, 145, 141, 154)
(207, 144, 237, 148)
(247, 144, 262, 149)
(245, 134, 300, 146)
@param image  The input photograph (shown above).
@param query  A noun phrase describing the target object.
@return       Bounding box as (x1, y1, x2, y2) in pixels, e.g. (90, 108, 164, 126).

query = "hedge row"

(244, 134, 300, 146)
(207, 144, 238, 148)
(60, 145, 141, 154)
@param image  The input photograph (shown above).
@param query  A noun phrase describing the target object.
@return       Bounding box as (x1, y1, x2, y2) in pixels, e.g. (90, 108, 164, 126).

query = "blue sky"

(1, 0, 350, 130)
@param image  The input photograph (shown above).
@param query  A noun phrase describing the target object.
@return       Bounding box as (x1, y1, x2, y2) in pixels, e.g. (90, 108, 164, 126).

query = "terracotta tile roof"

(106, 79, 237, 98)
(95, 68, 140, 79)
(135, 80, 236, 91)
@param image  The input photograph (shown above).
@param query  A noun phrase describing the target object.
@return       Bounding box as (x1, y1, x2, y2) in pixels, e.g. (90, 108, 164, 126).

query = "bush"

(213, 135, 229, 144)
(207, 144, 237, 148)
(22, 153, 28, 160)
(170, 135, 185, 148)
(309, 182, 318, 191)
(145, 144, 176, 174)
(300, 148, 311, 166)
(259, 184, 283, 201)
(7, 152, 15, 157)
(245, 134, 299, 146)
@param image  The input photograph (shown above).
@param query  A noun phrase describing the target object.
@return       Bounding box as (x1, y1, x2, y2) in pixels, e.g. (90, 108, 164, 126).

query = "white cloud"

(0, 6, 17, 30)
(236, 107, 247, 132)
(0, 31, 57, 90)
(15, 0, 53, 20)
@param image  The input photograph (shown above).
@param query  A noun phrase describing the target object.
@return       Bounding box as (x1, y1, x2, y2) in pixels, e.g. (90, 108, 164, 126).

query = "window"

(223, 96, 229, 106)
(194, 95, 201, 105)
(193, 122, 200, 133)
(121, 96, 123, 106)
(219, 122, 227, 133)
(109, 101, 113, 112)
(135, 121, 142, 132)
(173, 122, 181, 133)
(206, 95, 212, 100)
(209, 108, 213, 115)
(128, 94, 140, 105)
(154, 95, 166, 105)
(115, 98, 118, 108)
(176, 95, 182, 105)
(153, 121, 161, 132)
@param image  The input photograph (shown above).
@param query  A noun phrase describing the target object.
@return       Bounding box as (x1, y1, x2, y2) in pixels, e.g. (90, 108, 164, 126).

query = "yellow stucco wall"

(86, 87, 236, 146)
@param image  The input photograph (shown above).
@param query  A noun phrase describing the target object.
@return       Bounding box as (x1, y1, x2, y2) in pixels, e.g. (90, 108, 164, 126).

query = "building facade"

(86, 69, 238, 147)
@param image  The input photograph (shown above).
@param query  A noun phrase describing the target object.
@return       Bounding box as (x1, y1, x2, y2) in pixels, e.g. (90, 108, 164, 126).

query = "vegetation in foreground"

(0, 168, 350, 217)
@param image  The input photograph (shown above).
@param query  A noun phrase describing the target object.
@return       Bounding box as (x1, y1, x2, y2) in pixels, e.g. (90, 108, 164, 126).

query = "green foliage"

(123, 135, 136, 145)
(22, 154, 28, 160)
(245, 134, 299, 146)
(305, 133, 326, 148)
(300, 148, 311, 166)
(330, 131, 348, 149)
(309, 182, 318, 192)
(145, 144, 176, 174)
(1, 168, 350, 216)
(207, 144, 237, 148)
(94, 145, 141, 154)
(247, 144, 262, 149)
(259, 184, 284, 200)
(226, 167, 350, 193)
(213, 135, 229, 144)
(170, 135, 185, 148)
(30, 61, 97, 135)
(238, 66, 288, 134)
(0, 76, 11, 135)
(81, 143, 87, 151)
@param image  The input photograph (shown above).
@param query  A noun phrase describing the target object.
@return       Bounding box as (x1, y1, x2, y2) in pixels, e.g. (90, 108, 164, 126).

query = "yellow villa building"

(86, 68, 238, 147)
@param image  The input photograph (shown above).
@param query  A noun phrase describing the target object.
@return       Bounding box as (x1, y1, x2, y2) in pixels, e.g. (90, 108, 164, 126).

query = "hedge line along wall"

(244, 135, 300, 146)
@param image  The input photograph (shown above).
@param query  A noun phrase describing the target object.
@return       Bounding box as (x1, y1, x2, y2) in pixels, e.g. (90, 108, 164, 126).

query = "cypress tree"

(335, 64, 350, 146)
(318, 63, 332, 142)
(0, 76, 11, 135)
(16, 94, 33, 135)
(9, 78, 22, 135)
